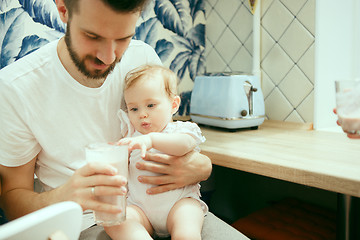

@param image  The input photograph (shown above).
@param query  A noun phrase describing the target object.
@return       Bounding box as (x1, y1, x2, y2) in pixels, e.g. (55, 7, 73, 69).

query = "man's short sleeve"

(0, 80, 41, 167)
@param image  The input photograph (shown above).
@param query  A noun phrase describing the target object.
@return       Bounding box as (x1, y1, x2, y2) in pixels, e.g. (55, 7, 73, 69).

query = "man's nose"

(97, 40, 116, 65)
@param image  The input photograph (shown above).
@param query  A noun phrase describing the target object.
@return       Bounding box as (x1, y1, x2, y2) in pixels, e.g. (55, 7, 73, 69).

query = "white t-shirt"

(0, 39, 162, 191)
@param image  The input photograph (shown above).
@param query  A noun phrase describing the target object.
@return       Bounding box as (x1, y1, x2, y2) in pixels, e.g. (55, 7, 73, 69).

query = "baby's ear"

(171, 96, 181, 114)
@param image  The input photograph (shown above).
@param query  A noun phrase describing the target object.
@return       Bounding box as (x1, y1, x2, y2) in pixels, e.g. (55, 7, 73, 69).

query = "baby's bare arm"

(148, 132, 197, 156)
(118, 133, 197, 157)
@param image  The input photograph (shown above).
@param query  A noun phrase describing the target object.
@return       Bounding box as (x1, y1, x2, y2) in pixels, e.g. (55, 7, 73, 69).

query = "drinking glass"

(85, 143, 128, 226)
(335, 80, 360, 134)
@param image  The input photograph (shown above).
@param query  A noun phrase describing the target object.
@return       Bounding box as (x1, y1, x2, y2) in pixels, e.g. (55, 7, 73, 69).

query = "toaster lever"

(244, 81, 256, 116)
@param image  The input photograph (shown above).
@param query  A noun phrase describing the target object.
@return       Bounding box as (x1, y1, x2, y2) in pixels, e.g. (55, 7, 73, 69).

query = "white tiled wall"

(205, 0, 315, 123)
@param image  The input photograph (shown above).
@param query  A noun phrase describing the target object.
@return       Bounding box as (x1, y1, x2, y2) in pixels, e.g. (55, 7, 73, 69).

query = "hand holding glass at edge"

(334, 80, 360, 139)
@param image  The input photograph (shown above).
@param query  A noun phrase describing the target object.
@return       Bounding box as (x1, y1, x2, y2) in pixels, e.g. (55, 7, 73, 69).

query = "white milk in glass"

(85, 143, 128, 226)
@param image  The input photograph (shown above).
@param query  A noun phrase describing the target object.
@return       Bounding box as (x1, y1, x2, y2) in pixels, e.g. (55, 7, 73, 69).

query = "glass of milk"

(335, 80, 360, 134)
(85, 143, 128, 226)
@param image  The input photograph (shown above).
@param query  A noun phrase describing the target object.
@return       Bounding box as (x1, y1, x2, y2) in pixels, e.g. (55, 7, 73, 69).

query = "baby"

(105, 64, 208, 239)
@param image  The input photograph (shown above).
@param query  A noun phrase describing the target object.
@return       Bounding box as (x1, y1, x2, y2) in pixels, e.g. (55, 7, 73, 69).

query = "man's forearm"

(2, 188, 59, 220)
(0, 156, 59, 220)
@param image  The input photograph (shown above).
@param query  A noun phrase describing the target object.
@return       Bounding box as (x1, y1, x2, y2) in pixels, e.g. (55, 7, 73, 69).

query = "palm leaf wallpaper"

(0, 0, 205, 116)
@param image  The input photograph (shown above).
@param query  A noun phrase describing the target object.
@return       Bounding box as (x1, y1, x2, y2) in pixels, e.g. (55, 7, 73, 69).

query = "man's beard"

(64, 24, 119, 80)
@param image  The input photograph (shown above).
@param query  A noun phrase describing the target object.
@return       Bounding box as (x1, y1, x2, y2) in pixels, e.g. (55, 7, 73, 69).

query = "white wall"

(314, 0, 360, 130)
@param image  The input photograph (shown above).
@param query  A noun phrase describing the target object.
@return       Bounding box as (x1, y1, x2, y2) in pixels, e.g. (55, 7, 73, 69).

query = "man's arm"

(0, 156, 128, 220)
(136, 151, 212, 194)
(0, 155, 44, 220)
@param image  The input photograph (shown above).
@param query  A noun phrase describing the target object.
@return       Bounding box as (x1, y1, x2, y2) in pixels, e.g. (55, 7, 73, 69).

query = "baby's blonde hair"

(124, 64, 179, 98)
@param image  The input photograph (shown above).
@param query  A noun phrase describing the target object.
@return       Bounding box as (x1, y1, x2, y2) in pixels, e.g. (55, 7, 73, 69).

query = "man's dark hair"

(64, 0, 149, 17)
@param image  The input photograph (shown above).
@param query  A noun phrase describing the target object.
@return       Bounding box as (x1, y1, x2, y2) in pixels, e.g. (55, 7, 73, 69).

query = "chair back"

(0, 201, 82, 240)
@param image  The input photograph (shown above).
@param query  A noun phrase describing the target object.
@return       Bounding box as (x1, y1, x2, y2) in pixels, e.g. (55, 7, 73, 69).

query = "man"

(0, 0, 248, 239)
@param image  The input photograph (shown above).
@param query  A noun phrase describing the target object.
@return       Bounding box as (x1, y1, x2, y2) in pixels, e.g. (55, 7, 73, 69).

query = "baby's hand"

(117, 135, 152, 158)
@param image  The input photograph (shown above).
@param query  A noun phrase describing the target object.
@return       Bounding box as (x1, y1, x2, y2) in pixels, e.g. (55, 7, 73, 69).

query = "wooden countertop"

(199, 120, 360, 198)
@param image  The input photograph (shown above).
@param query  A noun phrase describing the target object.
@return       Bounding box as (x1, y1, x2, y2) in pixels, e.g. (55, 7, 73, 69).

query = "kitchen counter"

(199, 120, 360, 198)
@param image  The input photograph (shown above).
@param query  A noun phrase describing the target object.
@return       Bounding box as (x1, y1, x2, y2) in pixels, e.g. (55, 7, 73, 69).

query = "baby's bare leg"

(167, 198, 204, 240)
(104, 205, 154, 240)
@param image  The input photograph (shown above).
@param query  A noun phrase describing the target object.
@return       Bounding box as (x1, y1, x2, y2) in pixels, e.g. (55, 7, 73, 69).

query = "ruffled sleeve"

(117, 109, 135, 138)
(164, 121, 206, 151)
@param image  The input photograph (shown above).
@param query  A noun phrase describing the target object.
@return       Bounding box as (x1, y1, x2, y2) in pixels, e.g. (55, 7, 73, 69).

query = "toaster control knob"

(241, 110, 247, 116)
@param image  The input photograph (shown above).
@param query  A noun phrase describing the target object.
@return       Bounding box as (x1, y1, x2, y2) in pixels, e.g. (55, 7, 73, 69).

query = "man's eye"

(130, 108, 138, 112)
(147, 104, 155, 108)
(86, 33, 98, 40)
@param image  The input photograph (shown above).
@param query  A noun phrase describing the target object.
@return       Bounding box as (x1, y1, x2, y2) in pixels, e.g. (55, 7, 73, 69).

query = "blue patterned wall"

(0, 0, 205, 116)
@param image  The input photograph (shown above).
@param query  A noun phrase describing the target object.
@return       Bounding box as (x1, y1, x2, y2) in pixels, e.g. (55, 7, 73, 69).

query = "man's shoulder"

(0, 40, 58, 85)
(126, 39, 155, 54)
(128, 39, 151, 48)
(121, 39, 161, 67)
